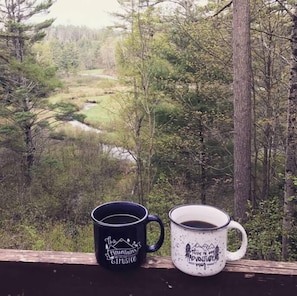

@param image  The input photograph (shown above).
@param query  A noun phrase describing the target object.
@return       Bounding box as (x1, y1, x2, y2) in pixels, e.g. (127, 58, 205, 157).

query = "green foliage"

(0, 220, 94, 252)
(147, 6, 234, 205)
(0, 222, 45, 250)
(42, 223, 93, 252)
(49, 102, 79, 121)
(80, 95, 120, 129)
(0, 0, 63, 186)
(73, 113, 87, 123)
(0, 128, 133, 251)
(0, 0, 294, 262)
(147, 174, 187, 256)
(245, 197, 283, 261)
(12, 57, 61, 95)
(0, 125, 19, 135)
(45, 25, 119, 73)
(148, 174, 185, 225)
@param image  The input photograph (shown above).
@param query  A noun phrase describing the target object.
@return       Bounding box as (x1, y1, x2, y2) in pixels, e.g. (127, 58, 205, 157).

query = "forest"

(0, 0, 296, 261)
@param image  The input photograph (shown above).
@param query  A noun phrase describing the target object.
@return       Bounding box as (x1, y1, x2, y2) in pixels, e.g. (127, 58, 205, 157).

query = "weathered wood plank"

(0, 249, 297, 296)
(0, 249, 97, 265)
(224, 258, 297, 275)
(1, 249, 297, 275)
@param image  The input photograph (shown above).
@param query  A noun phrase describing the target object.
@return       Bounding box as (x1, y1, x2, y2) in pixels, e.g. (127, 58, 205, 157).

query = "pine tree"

(0, 0, 58, 186)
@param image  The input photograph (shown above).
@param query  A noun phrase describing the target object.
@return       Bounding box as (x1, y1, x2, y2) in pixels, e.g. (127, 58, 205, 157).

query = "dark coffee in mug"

(91, 201, 164, 271)
(181, 220, 217, 229)
(101, 214, 139, 224)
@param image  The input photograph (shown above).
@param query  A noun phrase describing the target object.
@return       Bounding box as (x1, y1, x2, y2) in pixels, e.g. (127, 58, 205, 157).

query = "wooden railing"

(0, 249, 297, 296)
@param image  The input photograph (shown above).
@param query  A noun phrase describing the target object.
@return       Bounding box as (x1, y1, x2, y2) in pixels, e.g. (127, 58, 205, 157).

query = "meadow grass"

(48, 72, 125, 143)
(81, 95, 120, 126)
(79, 69, 105, 75)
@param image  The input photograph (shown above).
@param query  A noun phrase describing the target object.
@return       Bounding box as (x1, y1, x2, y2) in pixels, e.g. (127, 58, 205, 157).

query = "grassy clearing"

(81, 95, 120, 126)
(50, 75, 116, 103)
(79, 69, 105, 75)
(48, 71, 125, 143)
(49, 73, 120, 114)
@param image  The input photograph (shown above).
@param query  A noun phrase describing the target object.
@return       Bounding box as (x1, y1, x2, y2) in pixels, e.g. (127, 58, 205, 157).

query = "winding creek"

(69, 103, 135, 163)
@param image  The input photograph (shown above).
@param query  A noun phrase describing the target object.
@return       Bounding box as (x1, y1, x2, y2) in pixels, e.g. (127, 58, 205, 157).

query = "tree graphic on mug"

(185, 243, 191, 258)
(215, 245, 220, 261)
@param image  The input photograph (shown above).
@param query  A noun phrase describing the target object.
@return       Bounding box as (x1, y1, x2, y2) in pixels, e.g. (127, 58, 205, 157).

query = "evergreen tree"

(0, 0, 60, 186)
(152, 1, 234, 204)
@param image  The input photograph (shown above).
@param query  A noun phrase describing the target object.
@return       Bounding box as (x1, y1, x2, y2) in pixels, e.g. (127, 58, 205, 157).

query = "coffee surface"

(101, 214, 139, 225)
(181, 220, 217, 229)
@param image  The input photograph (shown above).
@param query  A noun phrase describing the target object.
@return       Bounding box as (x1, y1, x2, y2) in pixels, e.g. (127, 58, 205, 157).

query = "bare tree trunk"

(129, 0, 157, 205)
(133, 77, 145, 205)
(232, 0, 252, 221)
(251, 72, 258, 208)
(199, 127, 206, 204)
(282, 5, 297, 261)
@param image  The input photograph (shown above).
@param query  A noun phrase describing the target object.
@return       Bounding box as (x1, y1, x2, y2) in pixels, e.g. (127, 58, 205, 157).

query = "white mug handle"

(226, 220, 248, 261)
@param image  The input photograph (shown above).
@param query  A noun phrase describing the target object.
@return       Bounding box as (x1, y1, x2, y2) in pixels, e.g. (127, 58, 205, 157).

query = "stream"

(69, 103, 135, 162)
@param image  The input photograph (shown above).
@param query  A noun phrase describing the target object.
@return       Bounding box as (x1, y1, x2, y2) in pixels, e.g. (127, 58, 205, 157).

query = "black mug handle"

(146, 214, 165, 253)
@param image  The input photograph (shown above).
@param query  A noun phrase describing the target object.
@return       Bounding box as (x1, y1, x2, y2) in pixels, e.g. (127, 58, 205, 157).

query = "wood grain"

(0, 249, 296, 296)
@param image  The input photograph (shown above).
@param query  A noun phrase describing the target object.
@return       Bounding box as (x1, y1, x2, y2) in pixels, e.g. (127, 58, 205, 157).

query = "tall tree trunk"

(22, 92, 35, 186)
(199, 127, 206, 204)
(252, 86, 258, 208)
(8, 1, 33, 186)
(282, 5, 297, 261)
(232, 0, 252, 221)
(261, 30, 273, 200)
(123, 0, 158, 205)
(133, 77, 145, 205)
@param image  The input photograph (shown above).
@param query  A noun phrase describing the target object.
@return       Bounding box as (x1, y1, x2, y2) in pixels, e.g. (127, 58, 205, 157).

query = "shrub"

(244, 197, 283, 260)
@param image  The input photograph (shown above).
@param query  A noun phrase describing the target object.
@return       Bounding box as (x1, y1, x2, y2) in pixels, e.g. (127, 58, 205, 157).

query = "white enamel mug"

(169, 204, 248, 276)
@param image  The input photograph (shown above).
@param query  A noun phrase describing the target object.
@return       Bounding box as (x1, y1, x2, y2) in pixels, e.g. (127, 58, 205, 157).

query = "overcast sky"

(48, 0, 122, 28)
(46, 1, 208, 28)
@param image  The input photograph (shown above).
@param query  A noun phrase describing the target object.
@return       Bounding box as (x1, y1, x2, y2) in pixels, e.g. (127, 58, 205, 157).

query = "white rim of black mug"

(91, 201, 148, 228)
(169, 204, 231, 231)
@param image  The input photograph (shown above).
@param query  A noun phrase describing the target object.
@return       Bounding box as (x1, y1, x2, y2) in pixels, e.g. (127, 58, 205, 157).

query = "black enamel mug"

(91, 201, 165, 271)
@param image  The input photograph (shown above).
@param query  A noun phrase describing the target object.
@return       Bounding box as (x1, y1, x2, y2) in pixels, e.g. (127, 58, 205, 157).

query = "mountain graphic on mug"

(105, 236, 141, 260)
(185, 243, 220, 263)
